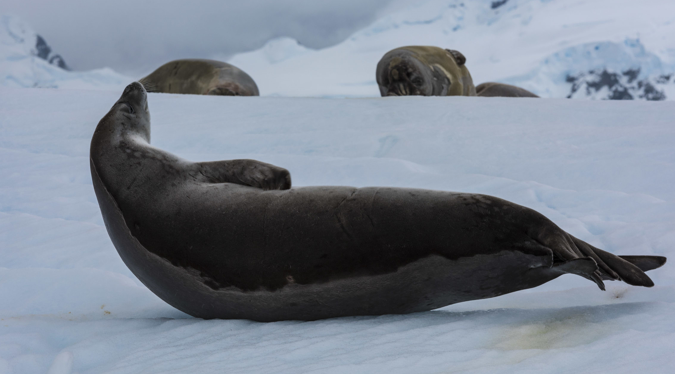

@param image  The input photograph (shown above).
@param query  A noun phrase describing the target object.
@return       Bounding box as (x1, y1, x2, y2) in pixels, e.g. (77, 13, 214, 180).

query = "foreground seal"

(376, 46, 538, 98)
(91, 82, 665, 321)
(139, 59, 259, 96)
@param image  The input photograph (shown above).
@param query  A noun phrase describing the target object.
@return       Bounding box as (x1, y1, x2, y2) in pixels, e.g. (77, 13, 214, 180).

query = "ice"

(0, 86, 673, 373)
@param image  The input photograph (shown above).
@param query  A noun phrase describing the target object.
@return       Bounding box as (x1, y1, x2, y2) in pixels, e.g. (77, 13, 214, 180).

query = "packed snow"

(1, 86, 673, 373)
(1, 0, 675, 372)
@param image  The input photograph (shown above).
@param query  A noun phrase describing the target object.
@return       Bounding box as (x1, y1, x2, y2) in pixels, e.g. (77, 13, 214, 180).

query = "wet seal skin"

(376, 46, 538, 98)
(139, 59, 259, 96)
(90, 82, 665, 321)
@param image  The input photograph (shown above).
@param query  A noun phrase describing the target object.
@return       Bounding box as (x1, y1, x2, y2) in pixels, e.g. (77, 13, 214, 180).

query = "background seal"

(376, 46, 538, 98)
(139, 59, 259, 96)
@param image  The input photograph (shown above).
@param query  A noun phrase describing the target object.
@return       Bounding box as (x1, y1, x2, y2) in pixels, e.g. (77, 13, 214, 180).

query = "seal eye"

(122, 102, 134, 114)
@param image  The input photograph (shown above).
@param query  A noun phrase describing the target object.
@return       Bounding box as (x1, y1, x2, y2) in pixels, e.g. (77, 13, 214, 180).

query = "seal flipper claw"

(571, 236, 619, 280)
(591, 273, 606, 291)
(551, 258, 605, 290)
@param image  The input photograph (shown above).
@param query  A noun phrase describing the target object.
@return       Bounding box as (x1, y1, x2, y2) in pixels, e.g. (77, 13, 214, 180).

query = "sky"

(1, 0, 412, 77)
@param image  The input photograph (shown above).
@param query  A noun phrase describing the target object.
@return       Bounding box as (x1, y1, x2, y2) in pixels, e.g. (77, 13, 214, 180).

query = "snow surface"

(227, 0, 675, 98)
(1, 86, 674, 373)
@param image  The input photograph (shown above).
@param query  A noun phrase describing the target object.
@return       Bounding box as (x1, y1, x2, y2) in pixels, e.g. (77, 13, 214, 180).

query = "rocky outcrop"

(35, 34, 69, 70)
(566, 68, 672, 101)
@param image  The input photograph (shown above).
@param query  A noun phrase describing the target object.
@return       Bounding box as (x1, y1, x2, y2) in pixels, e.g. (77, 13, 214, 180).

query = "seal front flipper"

(445, 49, 466, 66)
(198, 159, 291, 190)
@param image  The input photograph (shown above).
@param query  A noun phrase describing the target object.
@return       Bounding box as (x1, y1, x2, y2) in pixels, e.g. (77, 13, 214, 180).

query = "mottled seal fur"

(139, 59, 259, 96)
(90, 82, 665, 321)
(376, 46, 538, 98)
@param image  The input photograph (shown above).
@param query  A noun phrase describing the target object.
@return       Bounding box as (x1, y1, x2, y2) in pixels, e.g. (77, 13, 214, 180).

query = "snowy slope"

(0, 14, 130, 90)
(227, 0, 675, 99)
(1, 87, 673, 373)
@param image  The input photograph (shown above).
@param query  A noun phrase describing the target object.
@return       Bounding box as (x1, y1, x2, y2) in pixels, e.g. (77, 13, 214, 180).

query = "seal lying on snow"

(376, 46, 538, 98)
(139, 59, 259, 96)
(90, 82, 665, 321)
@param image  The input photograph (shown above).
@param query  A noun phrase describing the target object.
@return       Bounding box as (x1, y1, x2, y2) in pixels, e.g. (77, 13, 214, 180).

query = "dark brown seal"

(90, 82, 665, 321)
(139, 59, 259, 96)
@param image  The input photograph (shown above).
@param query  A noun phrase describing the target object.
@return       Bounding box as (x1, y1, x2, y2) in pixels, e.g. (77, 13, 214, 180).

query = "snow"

(227, 0, 675, 98)
(1, 86, 674, 373)
(0, 14, 130, 91)
(1, 0, 675, 371)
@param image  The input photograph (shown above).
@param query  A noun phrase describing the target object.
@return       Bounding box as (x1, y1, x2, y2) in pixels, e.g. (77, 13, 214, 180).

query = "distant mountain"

(34, 34, 69, 70)
(228, 0, 675, 99)
(0, 14, 130, 90)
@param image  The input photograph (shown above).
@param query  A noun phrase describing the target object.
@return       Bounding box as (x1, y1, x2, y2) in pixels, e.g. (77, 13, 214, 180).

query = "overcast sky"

(2, 0, 411, 76)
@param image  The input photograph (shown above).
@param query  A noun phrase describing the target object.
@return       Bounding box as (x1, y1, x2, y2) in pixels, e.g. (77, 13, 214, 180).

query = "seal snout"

(119, 82, 148, 110)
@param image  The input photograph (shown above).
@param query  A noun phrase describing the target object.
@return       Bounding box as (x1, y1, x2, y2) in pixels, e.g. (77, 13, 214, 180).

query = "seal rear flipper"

(587, 247, 657, 287)
(551, 258, 605, 291)
(619, 256, 667, 272)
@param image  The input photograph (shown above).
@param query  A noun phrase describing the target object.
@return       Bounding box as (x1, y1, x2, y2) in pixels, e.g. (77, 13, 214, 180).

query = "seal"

(90, 82, 666, 321)
(376, 46, 538, 98)
(476, 82, 539, 98)
(376, 46, 477, 97)
(139, 59, 259, 96)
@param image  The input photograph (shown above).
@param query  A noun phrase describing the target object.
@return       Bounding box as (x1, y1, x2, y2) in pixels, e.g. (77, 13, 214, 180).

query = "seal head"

(376, 46, 477, 97)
